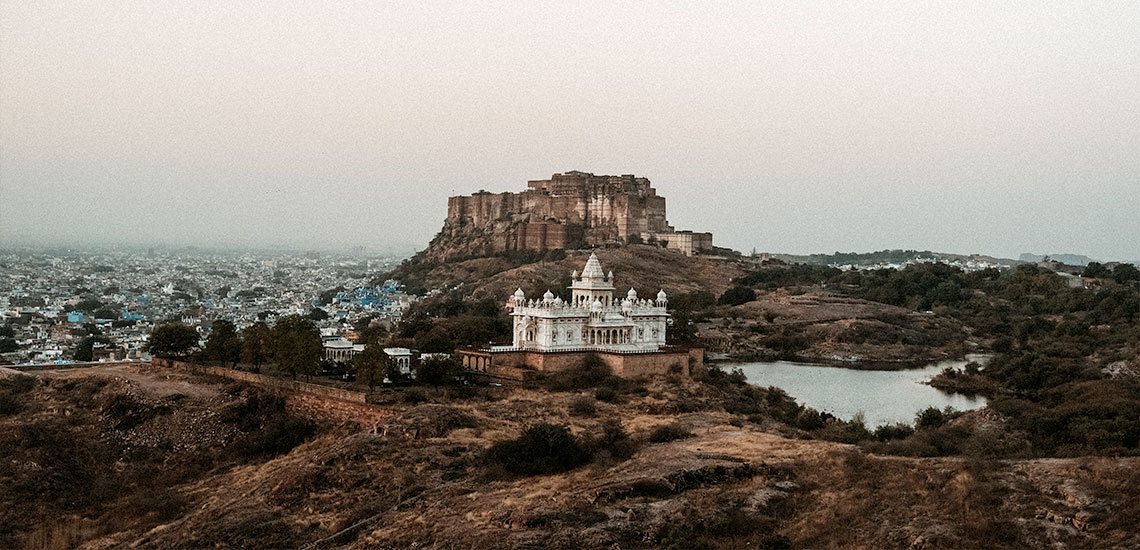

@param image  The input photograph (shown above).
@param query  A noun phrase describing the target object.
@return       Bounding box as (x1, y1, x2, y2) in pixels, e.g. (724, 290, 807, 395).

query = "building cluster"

(0, 248, 414, 365)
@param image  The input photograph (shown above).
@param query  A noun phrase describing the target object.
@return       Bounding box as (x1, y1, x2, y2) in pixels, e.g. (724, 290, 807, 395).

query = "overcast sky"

(2, 1, 1138, 260)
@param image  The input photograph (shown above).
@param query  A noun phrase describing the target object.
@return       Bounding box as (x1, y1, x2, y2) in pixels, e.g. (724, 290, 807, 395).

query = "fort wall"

(438, 172, 709, 259)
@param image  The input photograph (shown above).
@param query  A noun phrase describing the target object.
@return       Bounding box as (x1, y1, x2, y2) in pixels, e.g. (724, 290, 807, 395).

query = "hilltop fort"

(424, 171, 713, 262)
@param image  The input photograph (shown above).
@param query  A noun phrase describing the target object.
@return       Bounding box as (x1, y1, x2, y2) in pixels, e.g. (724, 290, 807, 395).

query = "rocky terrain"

(393, 245, 748, 301)
(700, 289, 972, 366)
(2, 364, 1137, 549)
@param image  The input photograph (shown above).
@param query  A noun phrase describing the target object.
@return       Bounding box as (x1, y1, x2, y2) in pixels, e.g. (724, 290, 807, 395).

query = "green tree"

(414, 325, 455, 353)
(204, 320, 242, 367)
(354, 317, 389, 345)
(1082, 262, 1111, 278)
(271, 314, 322, 379)
(75, 298, 103, 313)
(147, 323, 200, 358)
(308, 308, 330, 321)
(353, 343, 390, 391)
(1113, 263, 1140, 284)
(718, 286, 757, 306)
(240, 321, 273, 370)
(414, 356, 462, 386)
(0, 338, 19, 353)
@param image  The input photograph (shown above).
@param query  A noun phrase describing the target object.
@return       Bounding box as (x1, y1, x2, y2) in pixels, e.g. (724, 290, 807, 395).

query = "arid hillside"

(699, 289, 972, 365)
(2, 364, 1137, 550)
(393, 245, 748, 301)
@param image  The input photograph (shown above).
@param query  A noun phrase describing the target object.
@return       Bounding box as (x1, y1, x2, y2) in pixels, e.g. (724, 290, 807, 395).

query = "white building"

(323, 338, 364, 362)
(384, 347, 413, 375)
(509, 252, 669, 352)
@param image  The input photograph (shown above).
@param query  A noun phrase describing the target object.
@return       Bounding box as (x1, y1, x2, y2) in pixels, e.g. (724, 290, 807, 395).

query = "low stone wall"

(461, 347, 704, 380)
(153, 358, 367, 403)
(153, 358, 390, 426)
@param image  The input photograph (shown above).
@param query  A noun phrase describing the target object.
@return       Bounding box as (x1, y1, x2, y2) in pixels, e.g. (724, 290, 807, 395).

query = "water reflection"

(731, 355, 989, 429)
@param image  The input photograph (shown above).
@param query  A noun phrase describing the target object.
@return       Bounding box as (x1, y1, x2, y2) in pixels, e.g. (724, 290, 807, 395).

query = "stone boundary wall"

(461, 347, 705, 381)
(153, 358, 368, 403)
(152, 358, 391, 426)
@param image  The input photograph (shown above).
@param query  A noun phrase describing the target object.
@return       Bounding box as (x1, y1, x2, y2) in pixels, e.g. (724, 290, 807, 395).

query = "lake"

(731, 355, 989, 429)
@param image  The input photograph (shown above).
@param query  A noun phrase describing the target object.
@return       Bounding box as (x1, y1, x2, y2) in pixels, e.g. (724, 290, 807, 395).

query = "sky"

(2, 1, 1138, 260)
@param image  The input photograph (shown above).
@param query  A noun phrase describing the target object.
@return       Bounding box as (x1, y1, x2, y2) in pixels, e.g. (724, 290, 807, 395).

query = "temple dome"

(656, 289, 668, 301)
(514, 288, 525, 299)
(543, 290, 555, 301)
(627, 288, 638, 299)
(591, 299, 603, 312)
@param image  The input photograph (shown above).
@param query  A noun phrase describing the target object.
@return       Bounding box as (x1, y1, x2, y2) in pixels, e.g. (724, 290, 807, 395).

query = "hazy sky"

(2, 1, 1138, 260)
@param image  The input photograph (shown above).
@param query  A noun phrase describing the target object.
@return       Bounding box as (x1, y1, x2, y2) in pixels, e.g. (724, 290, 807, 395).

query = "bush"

(542, 356, 614, 392)
(587, 419, 638, 461)
(817, 414, 874, 444)
(874, 423, 915, 441)
(0, 392, 22, 415)
(916, 407, 949, 429)
(231, 415, 315, 459)
(594, 386, 619, 403)
(218, 391, 315, 458)
(486, 423, 591, 476)
(403, 389, 428, 404)
(704, 367, 748, 387)
(762, 535, 793, 550)
(568, 395, 597, 417)
(648, 422, 693, 443)
(415, 357, 463, 386)
(795, 408, 826, 431)
(718, 286, 757, 306)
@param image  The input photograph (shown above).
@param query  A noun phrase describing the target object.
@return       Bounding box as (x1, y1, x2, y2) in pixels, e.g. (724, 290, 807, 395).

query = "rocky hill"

(392, 245, 747, 301)
(3, 364, 1137, 549)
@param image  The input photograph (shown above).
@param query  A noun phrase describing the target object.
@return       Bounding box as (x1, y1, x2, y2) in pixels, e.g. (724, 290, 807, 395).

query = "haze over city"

(2, 1, 1138, 260)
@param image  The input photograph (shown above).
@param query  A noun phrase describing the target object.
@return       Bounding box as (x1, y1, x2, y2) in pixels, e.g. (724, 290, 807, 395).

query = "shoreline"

(710, 352, 993, 372)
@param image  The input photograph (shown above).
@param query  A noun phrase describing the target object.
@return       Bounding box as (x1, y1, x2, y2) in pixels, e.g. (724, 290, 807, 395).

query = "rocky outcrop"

(418, 171, 712, 263)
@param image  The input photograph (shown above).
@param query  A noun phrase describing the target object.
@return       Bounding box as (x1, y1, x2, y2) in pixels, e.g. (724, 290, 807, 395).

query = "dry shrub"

(648, 422, 693, 443)
(486, 423, 591, 476)
(594, 386, 619, 403)
(568, 395, 597, 417)
(400, 404, 479, 438)
(0, 392, 22, 415)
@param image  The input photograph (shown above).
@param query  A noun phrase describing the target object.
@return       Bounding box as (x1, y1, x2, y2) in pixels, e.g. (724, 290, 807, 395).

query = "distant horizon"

(3, 3, 1138, 261)
(2, 235, 1137, 266)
